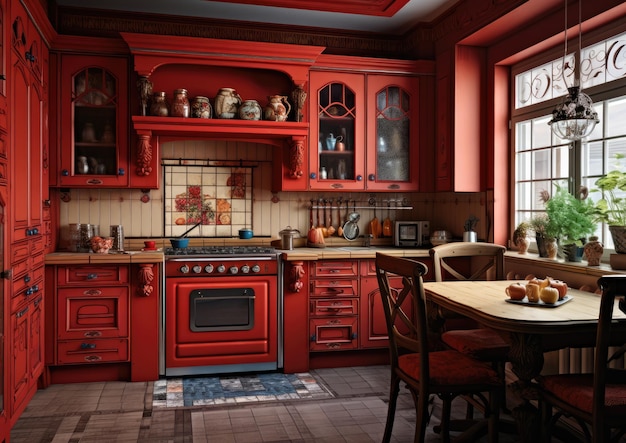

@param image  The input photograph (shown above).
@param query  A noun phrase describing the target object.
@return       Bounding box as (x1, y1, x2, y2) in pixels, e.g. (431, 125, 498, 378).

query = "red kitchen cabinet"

(50, 265, 130, 366)
(309, 68, 421, 191)
(57, 55, 129, 187)
(10, 295, 43, 421)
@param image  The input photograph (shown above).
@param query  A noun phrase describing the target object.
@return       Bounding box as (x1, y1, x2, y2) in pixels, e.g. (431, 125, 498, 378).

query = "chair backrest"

(593, 275, 626, 434)
(375, 253, 430, 380)
(429, 242, 506, 282)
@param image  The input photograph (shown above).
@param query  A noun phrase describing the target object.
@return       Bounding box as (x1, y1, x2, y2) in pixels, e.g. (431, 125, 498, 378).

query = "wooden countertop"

(279, 246, 430, 261)
(45, 251, 164, 264)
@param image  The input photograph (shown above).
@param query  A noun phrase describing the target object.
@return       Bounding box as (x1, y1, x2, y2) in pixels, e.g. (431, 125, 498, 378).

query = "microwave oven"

(394, 221, 430, 247)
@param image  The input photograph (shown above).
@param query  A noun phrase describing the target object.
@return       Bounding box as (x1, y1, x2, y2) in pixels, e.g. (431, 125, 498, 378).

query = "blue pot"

(239, 229, 253, 239)
(170, 238, 189, 248)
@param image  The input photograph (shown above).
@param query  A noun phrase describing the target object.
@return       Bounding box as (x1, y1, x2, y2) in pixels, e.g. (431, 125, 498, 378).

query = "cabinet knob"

(87, 273, 98, 280)
(356, 175, 363, 181)
(367, 174, 375, 181)
(118, 168, 125, 176)
(24, 275, 31, 283)
(310, 172, 317, 179)
(62, 169, 69, 176)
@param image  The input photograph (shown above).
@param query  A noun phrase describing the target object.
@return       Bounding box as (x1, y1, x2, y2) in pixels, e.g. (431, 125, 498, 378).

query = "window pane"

(606, 97, 626, 138)
(532, 149, 551, 180)
(532, 116, 552, 147)
(516, 121, 531, 151)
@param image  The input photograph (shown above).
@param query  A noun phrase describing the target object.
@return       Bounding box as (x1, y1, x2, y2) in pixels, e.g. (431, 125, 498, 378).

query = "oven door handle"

(199, 295, 255, 301)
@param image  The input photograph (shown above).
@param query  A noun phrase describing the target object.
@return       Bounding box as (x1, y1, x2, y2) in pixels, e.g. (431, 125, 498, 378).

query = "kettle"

(279, 226, 301, 250)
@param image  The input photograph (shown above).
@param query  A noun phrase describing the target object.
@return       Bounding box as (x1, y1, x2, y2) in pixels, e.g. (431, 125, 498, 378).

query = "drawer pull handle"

(84, 331, 102, 338)
(87, 273, 98, 280)
(80, 343, 97, 349)
(83, 289, 102, 296)
(84, 355, 102, 362)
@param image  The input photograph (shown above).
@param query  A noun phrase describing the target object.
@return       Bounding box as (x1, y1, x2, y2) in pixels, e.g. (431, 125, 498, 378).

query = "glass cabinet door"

(59, 55, 128, 187)
(72, 67, 117, 176)
(310, 72, 365, 190)
(318, 82, 356, 181)
(367, 75, 419, 191)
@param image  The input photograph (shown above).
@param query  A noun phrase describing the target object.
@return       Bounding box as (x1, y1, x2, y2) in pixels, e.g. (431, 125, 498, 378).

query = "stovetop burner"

(165, 246, 277, 257)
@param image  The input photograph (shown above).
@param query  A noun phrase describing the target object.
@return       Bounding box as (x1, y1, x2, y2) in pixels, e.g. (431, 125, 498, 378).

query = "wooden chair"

(429, 243, 511, 410)
(375, 253, 502, 443)
(537, 275, 626, 443)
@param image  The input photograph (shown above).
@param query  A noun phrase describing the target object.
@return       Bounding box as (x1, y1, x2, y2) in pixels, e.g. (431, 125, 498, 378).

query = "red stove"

(163, 246, 281, 376)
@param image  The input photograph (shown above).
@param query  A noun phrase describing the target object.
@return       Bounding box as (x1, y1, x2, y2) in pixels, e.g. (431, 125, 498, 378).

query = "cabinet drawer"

(58, 265, 129, 285)
(310, 298, 358, 316)
(310, 278, 358, 297)
(312, 260, 358, 278)
(57, 338, 129, 364)
(57, 287, 129, 339)
(310, 317, 358, 351)
(360, 259, 376, 276)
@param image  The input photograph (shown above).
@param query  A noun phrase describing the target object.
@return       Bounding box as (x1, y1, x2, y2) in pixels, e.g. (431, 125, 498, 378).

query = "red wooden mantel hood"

(121, 33, 322, 180)
(120, 32, 325, 87)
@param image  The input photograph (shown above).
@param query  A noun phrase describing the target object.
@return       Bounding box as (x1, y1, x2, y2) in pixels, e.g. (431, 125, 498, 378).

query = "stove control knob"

(251, 264, 261, 273)
(180, 265, 190, 274)
(204, 264, 214, 274)
(240, 265, 250, 274)
(192, 265, 202, 274)
(229, 266, 239, 274)
(216, 264, 226, 274)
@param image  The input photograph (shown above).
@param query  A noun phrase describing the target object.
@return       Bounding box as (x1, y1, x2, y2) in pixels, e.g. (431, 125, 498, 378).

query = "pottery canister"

(81, 122, 96, 142)
(76, 156, 89, 174)
(150, 92, 169, 117)
(171, 89, 190, 118)
(264, 95, 291, 122)
(583, 236, 603, 266)
(191, 96, 212, 119)
(214, 87, 242, 119)
(239, 99, 262, 120)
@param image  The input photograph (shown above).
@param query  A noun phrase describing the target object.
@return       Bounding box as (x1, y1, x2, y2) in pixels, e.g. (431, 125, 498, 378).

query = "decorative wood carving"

(288, 137, 305, 179)
(291, 85, 307, 123)
(288, 261, 305, 293)
(136, 132, 153, 176)
(137, 76, 153, 116)
(137, 263, 155, 297)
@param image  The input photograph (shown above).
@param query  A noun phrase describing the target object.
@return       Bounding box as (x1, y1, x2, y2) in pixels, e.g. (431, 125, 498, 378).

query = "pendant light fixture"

(548, 0, 599, 141)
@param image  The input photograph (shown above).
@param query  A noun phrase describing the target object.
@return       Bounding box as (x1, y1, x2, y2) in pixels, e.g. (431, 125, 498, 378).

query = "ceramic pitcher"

(214, 88, 242, 119)
(264, 95, 291, 122)
(239, 99, 262, 120)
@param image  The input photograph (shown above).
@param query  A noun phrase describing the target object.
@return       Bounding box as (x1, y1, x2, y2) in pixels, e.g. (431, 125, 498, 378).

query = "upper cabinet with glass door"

(309, 71, 419, 191)
(58, 56, 128, 187)
(366, 75, 419, 191)
(310, 72, 365, 190)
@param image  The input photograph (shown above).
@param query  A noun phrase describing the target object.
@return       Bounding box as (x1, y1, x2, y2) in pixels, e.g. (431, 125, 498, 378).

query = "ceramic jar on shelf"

(239, 100, 262, 120)
(214, 87, 242, 119)
(171, 89, 190, 117)
(150, 92, 169, 117)
(191, 96, 212, 119)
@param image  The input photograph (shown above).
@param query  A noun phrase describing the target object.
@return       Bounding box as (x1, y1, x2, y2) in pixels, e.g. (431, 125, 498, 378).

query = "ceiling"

(53, 0, 459, 35)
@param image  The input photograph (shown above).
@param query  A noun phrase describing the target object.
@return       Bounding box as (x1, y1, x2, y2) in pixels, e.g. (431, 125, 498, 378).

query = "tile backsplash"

(57, 140, 487, 245)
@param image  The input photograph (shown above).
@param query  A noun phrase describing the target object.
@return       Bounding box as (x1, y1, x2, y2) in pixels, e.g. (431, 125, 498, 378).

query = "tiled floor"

(11, 365, 525, 442)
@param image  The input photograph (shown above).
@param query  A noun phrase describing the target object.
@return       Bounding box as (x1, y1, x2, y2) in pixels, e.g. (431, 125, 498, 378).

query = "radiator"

(543, 346, 626, 375)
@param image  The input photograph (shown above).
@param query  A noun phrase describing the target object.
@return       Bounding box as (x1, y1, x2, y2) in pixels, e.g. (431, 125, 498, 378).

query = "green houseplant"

(591, 154, 626, 253)
(544, 185, 596, 261)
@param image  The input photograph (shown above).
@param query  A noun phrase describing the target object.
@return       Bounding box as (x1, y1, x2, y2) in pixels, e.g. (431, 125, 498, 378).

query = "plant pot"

(536, 234, 548, 257)
(609, 225, 626, 254)
(562, 243, 584, 262)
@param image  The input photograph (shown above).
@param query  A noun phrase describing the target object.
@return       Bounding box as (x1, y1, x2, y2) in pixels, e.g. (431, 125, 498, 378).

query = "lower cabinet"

(10, 295, 44, 420)
(309, 257, 431, 354)
(50, 265, 130, 366)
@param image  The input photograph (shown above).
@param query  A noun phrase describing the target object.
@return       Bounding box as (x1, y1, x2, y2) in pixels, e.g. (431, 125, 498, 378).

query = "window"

(512, 29, 626, 251)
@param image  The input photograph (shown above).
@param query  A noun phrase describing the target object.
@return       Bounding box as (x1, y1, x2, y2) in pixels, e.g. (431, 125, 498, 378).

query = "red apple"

(550, 280, 568, 300)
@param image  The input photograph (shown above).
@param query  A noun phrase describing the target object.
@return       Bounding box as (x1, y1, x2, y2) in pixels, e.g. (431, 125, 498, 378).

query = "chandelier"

(548, 0, 599, 141)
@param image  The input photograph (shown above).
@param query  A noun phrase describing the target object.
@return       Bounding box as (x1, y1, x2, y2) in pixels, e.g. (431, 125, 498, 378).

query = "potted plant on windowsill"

(591, 154, 626, 254)
(543, 185, 596, 262)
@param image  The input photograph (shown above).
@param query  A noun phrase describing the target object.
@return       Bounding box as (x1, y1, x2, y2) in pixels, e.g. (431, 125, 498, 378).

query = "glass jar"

(150, 92, 169, 117)
(171, 89, 190, 118)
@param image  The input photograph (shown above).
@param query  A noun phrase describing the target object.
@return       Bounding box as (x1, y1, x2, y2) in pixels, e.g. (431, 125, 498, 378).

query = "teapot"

(264, 95, 291, 122)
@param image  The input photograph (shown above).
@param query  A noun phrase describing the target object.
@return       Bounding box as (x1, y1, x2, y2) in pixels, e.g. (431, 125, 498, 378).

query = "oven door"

(165, 276, 278, 376)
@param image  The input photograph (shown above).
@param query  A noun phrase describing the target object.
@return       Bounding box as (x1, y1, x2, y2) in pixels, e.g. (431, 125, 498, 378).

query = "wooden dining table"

(423, 280, 626, 441)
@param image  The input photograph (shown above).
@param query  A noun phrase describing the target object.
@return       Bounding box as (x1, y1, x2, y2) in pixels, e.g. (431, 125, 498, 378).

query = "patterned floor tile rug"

(152, 372, 334, 408)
